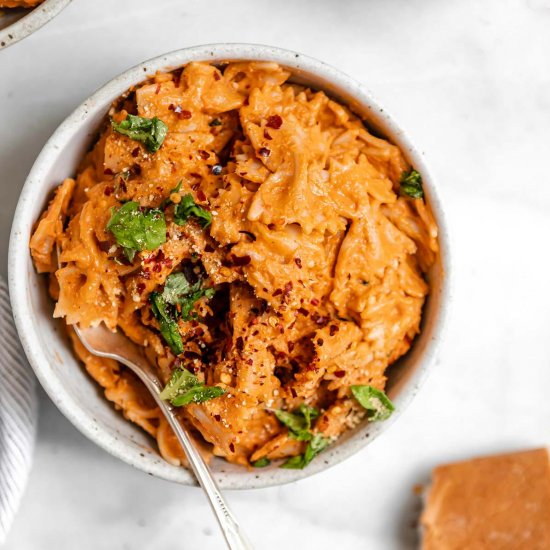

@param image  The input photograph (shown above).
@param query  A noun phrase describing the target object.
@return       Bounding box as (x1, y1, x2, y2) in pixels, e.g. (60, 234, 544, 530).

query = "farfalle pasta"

(30, 61, 438, 469)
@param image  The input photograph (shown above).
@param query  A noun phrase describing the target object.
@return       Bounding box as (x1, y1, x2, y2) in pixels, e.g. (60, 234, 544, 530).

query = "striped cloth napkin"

(0, 276, 37, 545)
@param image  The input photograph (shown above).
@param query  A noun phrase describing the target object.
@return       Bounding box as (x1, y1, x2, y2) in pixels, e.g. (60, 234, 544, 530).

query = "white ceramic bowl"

(9, 44, 451, 489)
(0, 0, 71, 49)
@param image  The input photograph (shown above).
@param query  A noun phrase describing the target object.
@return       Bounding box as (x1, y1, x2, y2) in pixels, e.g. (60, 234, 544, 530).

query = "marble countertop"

(2, 0, 550, 548)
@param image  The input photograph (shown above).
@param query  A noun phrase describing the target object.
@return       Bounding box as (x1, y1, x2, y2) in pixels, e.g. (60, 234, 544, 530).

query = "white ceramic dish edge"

(8, 43, 452, 489)
(0, 0, 71, 50)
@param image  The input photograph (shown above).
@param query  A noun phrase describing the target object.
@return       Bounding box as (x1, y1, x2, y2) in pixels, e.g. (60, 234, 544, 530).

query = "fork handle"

(149, 388, 254, 550)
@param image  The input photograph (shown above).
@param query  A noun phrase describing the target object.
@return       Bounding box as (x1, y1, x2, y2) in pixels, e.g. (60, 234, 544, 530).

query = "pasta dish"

(30, 61, 438, 469)
(0, 0, 43, 8)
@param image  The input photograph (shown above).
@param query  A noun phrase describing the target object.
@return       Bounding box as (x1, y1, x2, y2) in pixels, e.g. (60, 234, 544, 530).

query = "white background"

(2, 0, 550, 548)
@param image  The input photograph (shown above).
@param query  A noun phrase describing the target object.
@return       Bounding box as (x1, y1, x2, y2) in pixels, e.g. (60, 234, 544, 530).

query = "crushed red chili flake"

(214, 414, 221, 422)
(198, 150, 210, 160)
(310, 298, 320, 306)
(229, 442, 235, 453)
(152, 263, 162, 273)
(267, 223, 276, 230)
(131, 147, 140, 158)
(155, 83, 161, 94)
(104, 168, 114, 176)
(118, 180, 128, 193)
(236, 337, 244, 352)
(284, 281, 293, 295)
(204, 244, 214, 253)
(136, 282, 146, 294)
(258, 147, 271, 158)
(263, 130, 272, 140)
(231, 255, 251, 267)
(290, 387, 298, 398)
(311, 313, 329, 326)
(168, 104, 175, 111)
(297, 308, 309, 317)
(272, 288, 283, 297)
(334, 370, 346, 378)
(266, 114, 283, 129)
(316, 338, 324, 346)
(172, 69, 183, 88)
(329, 324, 339, 336)
(246, 359, 253, 365)
(294, 257, 302, 269)
(177, 110, 192, 120)
(213, 72, 221, 81)
(288, 342, 295, 353)
(197, 189, 207, 202)
(104, 186, 113, 196)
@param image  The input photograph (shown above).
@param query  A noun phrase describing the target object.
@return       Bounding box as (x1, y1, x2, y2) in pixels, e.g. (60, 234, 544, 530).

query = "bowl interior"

(10, 45, 449, 488)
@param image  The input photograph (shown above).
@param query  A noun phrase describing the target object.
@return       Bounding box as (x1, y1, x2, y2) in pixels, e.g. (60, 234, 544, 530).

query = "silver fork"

(73, 322, 253, 550)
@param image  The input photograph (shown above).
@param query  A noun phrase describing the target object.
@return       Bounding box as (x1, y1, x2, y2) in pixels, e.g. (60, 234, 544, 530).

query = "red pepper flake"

(152, 263, 162, 273)
(229, 442, 235, 453)
(266, 114, 283, 129)
(214, 414, 221, 422)
(310, 298, 320, 306)
(290, 387, 298, 398)
(168, 104, 175, 111)
(316, 338, 324, 346)
(236, 337, 244, 352)
(311, 313, 329, 327)
(104, 168, 114, 176)
(284, 281, 293, 296)
(263, 130, 272, 140)
(199, 150, 210, 160)
(131, 147, 140, 158)
(104, 186, 113, 196)
(329, 324, 339, 336)
(246, 359, 253, 365)
(204, 244, 214, 253)
(118, 180, 127, 193)
(294, 257, 302, 269)
(268, 223, 276, 230)
(172, 69, 183, 88)
(213, 72, 221, 81)
(272, 288, 283, 297)
(297, 308, 309, 317)
(334, 370, 346, 378)
(136, 282, 146, 294)
(231, 255, 251, 267)
(155, 83, 161, 94)
(258, 147, 271, 158)
(197, 189, 207, 202)
(177, 110, 192, 120)
(288, 342, 295, 353)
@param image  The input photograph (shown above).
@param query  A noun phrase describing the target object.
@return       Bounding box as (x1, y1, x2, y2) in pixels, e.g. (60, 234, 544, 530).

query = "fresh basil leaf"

(399, 169, 424, 199)
(351, 385, 395, 421)
(159, 367, 225, 407)
(252, 457, 271, 468)
(150, 292, 184, 355)
(171, 385, 225, 406)
(111, 114, 168, 153)
(174, 194, 212, 228)
(274, 404, 319, 442)
(162, 272, 215, 321)
(159, 367, 198, 401)
(209, 118, 222, 127)
(281, 434, 330, 469)
(106, 201, 166, 261)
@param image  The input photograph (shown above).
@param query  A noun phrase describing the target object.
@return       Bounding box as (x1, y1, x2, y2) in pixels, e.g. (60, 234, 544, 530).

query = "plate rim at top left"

(0, 0, 72, 50)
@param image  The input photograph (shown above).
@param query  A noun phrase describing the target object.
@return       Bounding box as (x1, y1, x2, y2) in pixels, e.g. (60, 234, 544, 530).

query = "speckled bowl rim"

(9, 43, 452, 489)
(0, 0, 71, 50)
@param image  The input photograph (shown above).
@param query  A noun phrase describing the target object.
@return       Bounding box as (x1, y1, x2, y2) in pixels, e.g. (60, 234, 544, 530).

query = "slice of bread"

(421, 448, 550, 549)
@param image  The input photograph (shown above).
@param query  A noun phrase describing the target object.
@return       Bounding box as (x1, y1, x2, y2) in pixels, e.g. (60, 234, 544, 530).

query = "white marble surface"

(1, 0, 550, 548)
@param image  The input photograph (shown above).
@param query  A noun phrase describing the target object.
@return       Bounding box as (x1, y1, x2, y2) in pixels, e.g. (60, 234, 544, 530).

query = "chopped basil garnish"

(252, 457, 271, 468)
(351, 385, 395, 421)
(162, 272, 215, 321)
(106, 201, 166, 261)
(274, 403, 319, 442)
(174, 194, 212, 228)
(281, 434, 330, 470)
(160, 367, 225, 407)
(111, 114, 168, 153)
(150, 292, 184, 355)
(209, 118, 222, 127)
(399, 169, 424, 199)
